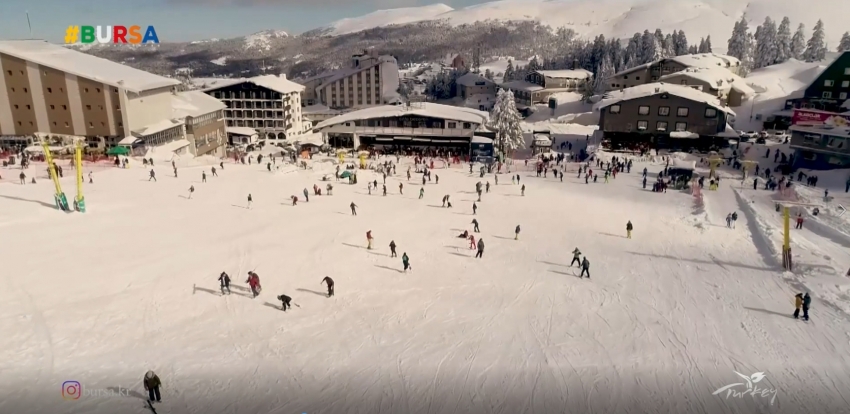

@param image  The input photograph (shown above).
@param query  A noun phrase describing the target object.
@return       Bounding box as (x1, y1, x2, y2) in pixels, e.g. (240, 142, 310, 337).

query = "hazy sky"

(0, 0, 490, 43)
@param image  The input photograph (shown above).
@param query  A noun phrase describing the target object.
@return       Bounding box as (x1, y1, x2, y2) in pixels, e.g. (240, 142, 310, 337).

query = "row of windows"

(802, 133, 847, 149)
(213, 90, 286, 100)
(224, 110, 287, 119)
(636, 120, 689, 132)
(821, 91, 848, 99)
(608, 104, 718, 118)
(223, 100, 283, 109)
(822, 79, 850, 87)
(355, 118, 472, 129)
(194, 130, 222, 149)
(226, 119, 287, 128)
(10, 118, 121, 129)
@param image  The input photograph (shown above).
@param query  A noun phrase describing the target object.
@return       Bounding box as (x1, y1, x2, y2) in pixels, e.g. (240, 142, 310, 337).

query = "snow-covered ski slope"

(1, 150, 850, 414)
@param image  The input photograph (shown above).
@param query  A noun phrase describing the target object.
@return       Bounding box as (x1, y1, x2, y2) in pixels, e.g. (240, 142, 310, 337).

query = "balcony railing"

(324, 126, 472, 136)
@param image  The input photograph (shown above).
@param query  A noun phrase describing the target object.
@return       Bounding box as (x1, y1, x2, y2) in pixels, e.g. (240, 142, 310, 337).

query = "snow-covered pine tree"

(607, 38, 624, 72)
(754, 17, 778, 68)
(663, 33, 676, 58)
(675, 30, 689, 55)
(698, 38, 706, 53)
(641, 30, 661, 63)
(624, 35, 640, 68)
(688, 45, 698, 54)
(839, 32, 850, 53)
(527, 56, 541, 72)
(703, 35, 713, 53)
(803, 19, 827, 62)
(488, 89, 526, 154)
(590, 35, 607, 71)
(593, 55, 614, 96)
(504, 59, 515, 81)
(484, 68, 494, 80)
(791, 24, 806, 60)
(727, 16, 750, 61)
(776, 17, 792, 64)
(741, 33, 756, 76)
(654, 29, 665, 49)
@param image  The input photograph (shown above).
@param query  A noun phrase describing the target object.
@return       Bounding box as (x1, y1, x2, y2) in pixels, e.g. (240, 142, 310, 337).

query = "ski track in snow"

(1, 151, 850, 413)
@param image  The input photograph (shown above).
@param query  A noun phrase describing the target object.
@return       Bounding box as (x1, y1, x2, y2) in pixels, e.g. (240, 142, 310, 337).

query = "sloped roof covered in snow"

(801, 51, 850, 95)
(500, 80, 544, 92)
(456, 72, 495, 87)
(593, 82, 736, 116)
(613, 53, 741, 77)
(659, 67, 755, 97)
(133, 119, 185, 137)
(743, 59, 828, 100)
(0, 40, 180, 93)
(171, 91, 226, 119)
(535, 69, 593, 80)
(314, 102, 489, 130)
(226, 127, 259, 136)
(202, 74, 304, 94)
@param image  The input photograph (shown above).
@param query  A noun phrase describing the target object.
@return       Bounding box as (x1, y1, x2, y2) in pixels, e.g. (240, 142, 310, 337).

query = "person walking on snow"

(350, 202, 358, 216)
(469, 234, 476, 249)
(277, 294, 292, 311)
(486, 181, 491, 193)
(419, 187, 424, 199)
(731, 212, 738, 228)
(399, 183, 404, 195)
(472, 218, 480, 232)
(219, 272, 231, 295)
(389, 240, 397, 257)
(795, 213, 804, 229)
(521, 184, 526, 196)
(726, 213, 733, 228)
(383, 184, 387, 196)
(472, 202, 478, 215)
(402, 252, 411, 272)
(143, 371, 162, 403)
(246, 272, 261, 298)
(211, 166, 217, 177)
(579, 257, 590, 278)
(202, 171, 206, 183)
(88, 171, 93, 184)
(475, 238, 485, 258)
(19, 171, 26, 184)
(366, 230, 374, 250)
(247, 194, 253, 209)
(291, 195, 298, 206)
(188, 185, 195, 199)
(802, 292, 811, 321)
(571, 248, 582, 266)
(303, 188, 309, 202)
(515, 225, 521, 240)
(626, 221, 633, 239)
(793, 293, 803, 319)
(321, 276, 334, 297)
(149, 169, 156, 182)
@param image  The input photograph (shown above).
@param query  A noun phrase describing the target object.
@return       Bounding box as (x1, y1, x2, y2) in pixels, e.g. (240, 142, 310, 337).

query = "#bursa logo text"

(64, 25, 160, 45)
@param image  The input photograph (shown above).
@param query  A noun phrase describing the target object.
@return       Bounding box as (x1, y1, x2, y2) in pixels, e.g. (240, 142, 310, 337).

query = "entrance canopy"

(107, 146, 130, 155)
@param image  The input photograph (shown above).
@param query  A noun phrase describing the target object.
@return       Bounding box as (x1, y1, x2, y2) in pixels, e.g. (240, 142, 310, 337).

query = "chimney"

(655, 87, 661, 93)
(279, 74, 287, 79)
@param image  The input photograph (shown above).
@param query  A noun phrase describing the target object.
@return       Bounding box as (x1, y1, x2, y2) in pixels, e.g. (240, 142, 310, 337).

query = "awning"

(225, 127, 259, 136)
(106, 146, 130, 155)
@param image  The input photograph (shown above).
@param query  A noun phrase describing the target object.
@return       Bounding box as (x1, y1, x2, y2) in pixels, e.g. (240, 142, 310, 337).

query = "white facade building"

(302, 50, 400, 110)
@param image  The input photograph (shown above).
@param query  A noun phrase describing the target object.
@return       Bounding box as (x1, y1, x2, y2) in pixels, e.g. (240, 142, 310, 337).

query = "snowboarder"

(350, 202, 358, 216)
(246, 272, 261, 298)
(188, 185, 195, 199)
(366, 230, 374, 250)
(570, 248, 582, 266)
(580, 257, 590, 278)
(515, 225, 520, 240)
(219, 272, 231, 295)
(802, 292, 811, 321)
(321, 276, 334, 297)
(247, 194, 253, 209)
(472, 202, 478, 215)
(475, 238, 484, 258)
(389, 240, 397, 257)
(149, 169, 156, 182)
(521, 184, 526, 196)
(793, 293, 803, 319)
(472, 218, 480, 232)
(626, 221, 633, 239)
(143, 370, 162, 403)
(402, 252, 411, 272)
(277, 294, 292, 311)
(202, 171, 206, 183)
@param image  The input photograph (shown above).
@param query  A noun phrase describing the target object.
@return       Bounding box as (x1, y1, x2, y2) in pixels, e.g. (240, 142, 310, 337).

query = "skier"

(246, 272, 261, 298)
(802, 292, 811, 321)
(472, 218, 480, 232)
(402, 252, 411, 272)
(579, 257, 590, 278)
(626, 220, 633, 239)
(211, 166, 217, 177)
(515, 224, 521, 240)
(486, 182, 491, 193)
(436, 175, 439, 184)
(793, 293, 803, 319)
(188, 185, 195, 199)
(350, 202, 358, 216)
(442, 195, 447, 207)
(173, 167, 178, 178)
(521, 184, 526, 196)
(143, 370, 162, 403)
(321, 276, 334, 297)
(247, 194, 253, 209)
(419, 187, 424, 199)
(726, 213, 733, 228)
(202, 171, 206, 183)
(149, 169, 156, 182)
(570, 248, 582, 266)
(472, 202, 477, 215)
(219, 272, 231, 295)
(277, 294, 292, 311)
(389, 240, 397, 257)
(642, 176, 647, 189)
(475, 238, 484, 258)
(303, 188, 309, 202)
(366, 230, 374, 250)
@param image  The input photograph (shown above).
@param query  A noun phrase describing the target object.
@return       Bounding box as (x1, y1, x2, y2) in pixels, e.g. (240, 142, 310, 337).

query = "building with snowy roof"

(658, 67, 755, 107)
(593, 82, 736, 150)
(500, 69, 592, 108)
(607, 53, 742, 92)
(791, 51, 850, 113)
(202, 74, 308, 143)
(455, 73, 496, 105)
(296, 50, 400, 111)
(313, 101, 489, 149)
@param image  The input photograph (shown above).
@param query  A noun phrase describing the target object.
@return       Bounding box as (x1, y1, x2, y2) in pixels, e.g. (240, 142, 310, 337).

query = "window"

(637, 120, 648, 130)
(845, 68, 850, 75)
(825, 80, 835, 87)
(5, 70, 10, 76)
(635, 76, 640, 80)
(827, 137, 845, 149)
(658, 106, 670, 116)
(96, 88, 101, 93)
(463, 122, 471, 129)
(609, 104, 621, 114)
(823, 91, 833, 98)
(52, 121, 56, 126)
(675, 122, 687, 131)
(680, 80, 688, 85)
(841, 92, 848, 100)
(88, 122, 93, 128)
(677, 107, 689, 117)
(86, 105, 91, 110)
(25, 104, 30, 109)
(85, 88, 89, 93)
(624, 75, 629, 79)
(803, 134, 822, 144)
(638, 105, 650, 115)
(705, 108, 717, 118)
(62, 105, 67, 110)
(49, 104, 55, 110)
(13, 104, 18, 109)
(843, 81, 850, 88)
(118, 122, 123, 127)
(47, 87, 52, 93)
(656, 121, 668, 131)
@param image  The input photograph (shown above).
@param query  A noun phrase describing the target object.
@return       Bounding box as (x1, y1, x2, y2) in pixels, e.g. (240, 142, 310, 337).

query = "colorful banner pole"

(75, 140, 86, 212)
(41, 140, 69, 211)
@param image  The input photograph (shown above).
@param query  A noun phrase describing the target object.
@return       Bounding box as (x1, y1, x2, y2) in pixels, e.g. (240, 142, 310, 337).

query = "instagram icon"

(62, 381, 82, 400)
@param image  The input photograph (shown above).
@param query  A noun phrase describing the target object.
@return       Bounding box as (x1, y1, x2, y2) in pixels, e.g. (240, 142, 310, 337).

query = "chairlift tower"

(774, 201, 823, 271)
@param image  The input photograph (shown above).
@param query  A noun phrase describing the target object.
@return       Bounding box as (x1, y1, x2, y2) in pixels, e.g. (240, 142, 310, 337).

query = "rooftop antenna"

(25, 11, 33, 39)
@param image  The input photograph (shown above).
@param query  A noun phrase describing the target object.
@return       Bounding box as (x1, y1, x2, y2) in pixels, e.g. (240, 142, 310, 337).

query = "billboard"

(791, 109, 850, 127)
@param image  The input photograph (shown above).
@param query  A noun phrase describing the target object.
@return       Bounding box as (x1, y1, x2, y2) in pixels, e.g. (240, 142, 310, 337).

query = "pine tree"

(804, 19, 827, 62)
(488, 89, 525, 154)
(663, 33, 676, 58)
(698, 38, 706, 53)
(624, 34, 640, 68)
(703, 35, 712, 53)
(607, 38, 624, 72)
(688, 45, 698, 54)
(590, 35, 607, 71)
(775, 17, 792, 64)
(791, 23, 806, 60)
(472, 47, 481, 72)
(641, 30, 661, 63)
(839, 32, 850, 52)
(754, 17, 778, 68)
(504, 59, 515, 81)
(727, 16, 750, 61)
(484, 68, 493, 80)
(740, 33, 756, 76)
(675, 30, 689, 55)
(527, 56, 541, 72)
(593, 55, 614, 96)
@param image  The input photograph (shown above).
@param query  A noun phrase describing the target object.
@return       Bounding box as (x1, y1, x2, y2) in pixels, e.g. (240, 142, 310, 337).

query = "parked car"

(771, 130, 790, 140)
(756, 137, 766, 144)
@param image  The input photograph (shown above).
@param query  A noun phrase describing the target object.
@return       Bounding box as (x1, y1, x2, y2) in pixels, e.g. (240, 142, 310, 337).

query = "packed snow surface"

(319, 0, 850, 51)
(2, 148, 850, 413)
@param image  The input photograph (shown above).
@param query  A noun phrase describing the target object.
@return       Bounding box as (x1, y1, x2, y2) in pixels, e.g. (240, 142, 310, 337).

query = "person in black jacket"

(626, 221, 633, 239)
(277, 294, 292, 311)
(143, 370, 162, 403)
(389, 240, 397, 257)
(321, 277, 334, 297)
(475, 238, 484, 258)
(218, 272, 231, 295)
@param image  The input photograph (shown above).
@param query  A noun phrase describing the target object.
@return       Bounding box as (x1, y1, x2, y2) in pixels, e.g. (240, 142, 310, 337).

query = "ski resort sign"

(712, 371, 778, 405)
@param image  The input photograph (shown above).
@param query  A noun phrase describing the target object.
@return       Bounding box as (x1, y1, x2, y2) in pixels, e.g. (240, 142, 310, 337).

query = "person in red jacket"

(246, 272, 261, 298)
(795, 213, 804, 229)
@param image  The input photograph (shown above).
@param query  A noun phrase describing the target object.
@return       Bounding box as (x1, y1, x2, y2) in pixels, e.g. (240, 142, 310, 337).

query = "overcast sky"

(0, 0, 491, 43)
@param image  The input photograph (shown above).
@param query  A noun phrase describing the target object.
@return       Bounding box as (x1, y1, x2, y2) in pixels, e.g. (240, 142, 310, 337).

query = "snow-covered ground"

(2, 148, 850, 414)
(209, 57, 228, 66)
(479, 57, 529, 83)
(243, 30, 289, 51)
